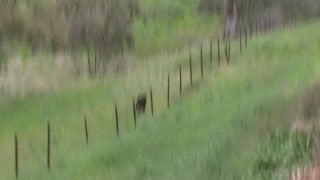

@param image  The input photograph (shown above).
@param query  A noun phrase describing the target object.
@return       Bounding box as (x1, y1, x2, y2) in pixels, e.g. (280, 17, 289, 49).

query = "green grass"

(133, 0, 221, 58)
(0, 22, 319, 179)
(251, 129, 313, 179)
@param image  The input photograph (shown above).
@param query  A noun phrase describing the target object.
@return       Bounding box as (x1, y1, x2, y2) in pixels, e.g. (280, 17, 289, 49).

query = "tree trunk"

(224, 0, 238, 40)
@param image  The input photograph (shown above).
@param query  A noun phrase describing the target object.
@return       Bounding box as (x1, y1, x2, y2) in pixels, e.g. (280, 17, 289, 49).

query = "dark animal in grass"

(136, 93, 147, 116)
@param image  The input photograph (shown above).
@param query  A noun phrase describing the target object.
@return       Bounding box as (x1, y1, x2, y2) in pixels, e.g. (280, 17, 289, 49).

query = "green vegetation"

(133, 13, 219, 58)
(133, 0, 220, 57)
(0, 20, 319, 179)
(252, 129, 313, 179)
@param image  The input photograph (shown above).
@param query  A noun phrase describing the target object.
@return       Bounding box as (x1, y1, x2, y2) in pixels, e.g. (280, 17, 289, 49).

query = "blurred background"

(0, 0, 319, 100)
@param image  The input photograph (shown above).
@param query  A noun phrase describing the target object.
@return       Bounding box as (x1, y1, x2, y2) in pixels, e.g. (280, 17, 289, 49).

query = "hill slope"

(0, 22, 319, 179)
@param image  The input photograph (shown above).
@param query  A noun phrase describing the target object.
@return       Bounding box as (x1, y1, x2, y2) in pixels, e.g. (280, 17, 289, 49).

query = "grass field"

(0, 21, 319, 179)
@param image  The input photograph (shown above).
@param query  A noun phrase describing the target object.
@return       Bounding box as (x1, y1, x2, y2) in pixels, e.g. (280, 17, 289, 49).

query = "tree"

(59, 0, 135, 76)
(198, 0, 320, 38)
(0, 0, 137, 75)
(223, 0, 237, 39)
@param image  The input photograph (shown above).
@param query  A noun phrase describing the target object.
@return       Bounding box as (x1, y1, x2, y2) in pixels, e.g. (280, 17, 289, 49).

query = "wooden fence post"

(47, 121, 50, 171)
(179, 65, 182, 96)
(167, 74, 170, 108)
(217, 40, 221, 66)
(200, 45, 203, 78)
(84, 116, 88, 144)
(150, 87, 154, 116)
(255, 20, 258, 37)
(132, 98, 137, 129)
(225, 42, 228, 64)
(189, 53, 193, 86)
(244, 27, 248, 48)
(264, 18, 267, 35)
(115, 103, 119, 136)
(14, 133, 18, 179)
(249, 23, 253, 39)
(210, 40, 213, 68)
(239, 28, 242, 55)
(228, 41, 231, 63)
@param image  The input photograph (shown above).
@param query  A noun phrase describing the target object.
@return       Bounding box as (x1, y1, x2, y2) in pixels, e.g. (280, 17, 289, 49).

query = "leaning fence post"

(14, 133, 18, 179)
(189, 53, 193, 86)
(84, 116, 88, 144)
(115, 103, 119, 136)
(47, 121, 51, 171)
(149, 87, 154, 116)
(167, 74, 170, 108)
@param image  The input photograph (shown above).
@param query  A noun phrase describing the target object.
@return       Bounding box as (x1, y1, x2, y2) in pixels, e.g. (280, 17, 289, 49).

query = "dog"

(136, 93, 147, 116)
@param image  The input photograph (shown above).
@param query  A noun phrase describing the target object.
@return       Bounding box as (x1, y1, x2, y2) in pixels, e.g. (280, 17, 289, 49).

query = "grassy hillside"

(0, 22, 319, 179)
